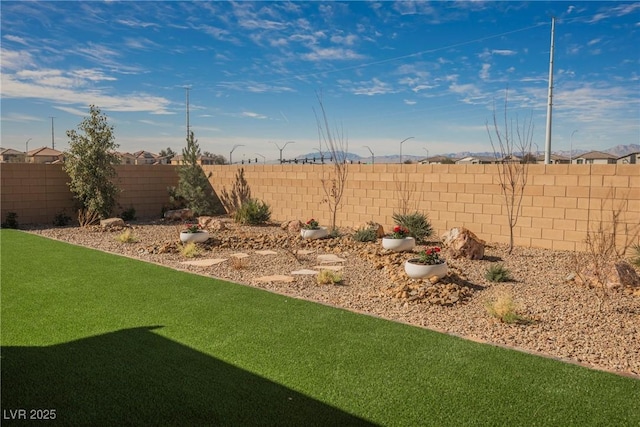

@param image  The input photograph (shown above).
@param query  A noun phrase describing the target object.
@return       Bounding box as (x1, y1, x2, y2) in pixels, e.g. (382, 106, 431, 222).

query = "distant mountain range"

(293, 144, 639, 163)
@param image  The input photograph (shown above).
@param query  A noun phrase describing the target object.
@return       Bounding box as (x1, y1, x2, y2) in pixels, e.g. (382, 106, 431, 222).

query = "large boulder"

(198, 216, 227, 231)
(360, 221, 385, 238)
(281, 220, 302, 232)
(441, 227, 485, 260)
(100, 217, 125, 229)
(575, 260, 640, 289)
(163, 208, 193, 221)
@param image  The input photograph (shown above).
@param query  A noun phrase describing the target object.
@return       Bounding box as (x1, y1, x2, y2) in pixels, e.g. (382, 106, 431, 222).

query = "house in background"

(572, 151, 617, 164)
(419, 155, 456, 164)
(617, 152, 638, 164)
(133, 150, 159, 165)
(26, 147, 64, 164)
(0, 148, 26, 163)
(455, 155, 495, 164)
(170, 154, 219, 165)
(116, 152, 137, 165)
(534, 154, 570, 164)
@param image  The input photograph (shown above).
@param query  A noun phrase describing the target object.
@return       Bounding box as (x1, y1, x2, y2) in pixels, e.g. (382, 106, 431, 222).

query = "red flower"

(434, 247, 441, 252)
(394, 225, 401, 232)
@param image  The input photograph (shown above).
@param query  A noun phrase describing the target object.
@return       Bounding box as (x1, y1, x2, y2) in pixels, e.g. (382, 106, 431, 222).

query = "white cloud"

(479, 63, 491, 80)
(242, 111, 267, 119)
(301, 47, 366, 61)
(1, 48, 35, 70)
(404, 99, 417, 105)
(3, 35, 28, 45)
(351, 78, 394, 96)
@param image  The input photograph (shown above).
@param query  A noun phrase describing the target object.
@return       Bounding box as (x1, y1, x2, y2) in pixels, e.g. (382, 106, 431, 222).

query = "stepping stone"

(230, 252, 250, 258)
(180, 258, 227, 267)
(317, 254, 346, 263)
(253, 275, 295, 283)
(313, 265, 344, 271)
(291, 269, 319, 275)
(255, 250, 278, 255)
(296, 249, 314, 255)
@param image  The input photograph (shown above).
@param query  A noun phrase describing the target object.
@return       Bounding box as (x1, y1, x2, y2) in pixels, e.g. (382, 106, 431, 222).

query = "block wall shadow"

(1, 326, 376, 426)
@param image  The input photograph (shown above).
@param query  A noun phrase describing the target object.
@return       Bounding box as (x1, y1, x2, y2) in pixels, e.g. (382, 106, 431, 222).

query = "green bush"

(1, 212, 19, 229)
(120, 207, 136, 222)
(353, 227, 377, 242)
(234, 199, 271, 225)
(629, 244, 640, 268)
(392, 211, 433, 242)
(485, 263, 512, 282)
(53, 211, 72, 227)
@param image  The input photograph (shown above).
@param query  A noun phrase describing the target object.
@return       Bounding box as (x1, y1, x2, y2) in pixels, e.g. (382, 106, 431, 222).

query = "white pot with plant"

(405, 246, 448, 279)
(300, 218, 328, 239)
(382, 225, 415, 252)
(179, 223, 210, 243)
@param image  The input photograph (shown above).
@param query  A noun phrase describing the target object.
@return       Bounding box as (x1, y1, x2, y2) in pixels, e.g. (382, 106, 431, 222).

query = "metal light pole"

(255, 153, 265, 164)
(363, 145, 374, 164)
(399, 136, 414, 164)
(569, 130, 578, 164)
(270, 141, 295, 163)
(229, 144, 244, 165)
(423, 147, 429, 163)
(25, 138, 32, 153)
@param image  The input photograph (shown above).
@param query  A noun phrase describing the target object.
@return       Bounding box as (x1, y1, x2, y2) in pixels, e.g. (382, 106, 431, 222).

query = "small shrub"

(353, 227, 377, 242)
(230, 256, 249, 270)
(116, 229, 138, 243)
(485, 263, 512, 282)
(1, 212, 19, 229)
(392, 211, 433, 242)
(629, 243, 640, 268)
(53, 211, 72, 227)
(485, 292, 528, 324)
(234, 198, 271, 225)
(180, 242, 200, 258)
(317, 269, 343, 285)
(120, 207, 136, 221)
(329, 228, 342, 238)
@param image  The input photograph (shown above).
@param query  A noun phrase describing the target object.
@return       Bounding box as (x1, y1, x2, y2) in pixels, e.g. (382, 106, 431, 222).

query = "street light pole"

(399, 136, 414, 164)
(25, 138, 32, 153)
(229, 144, 244, 165)
(569, 130, 578, 164)
(270, 141, 295, 163)
(423, 147, 429, 163)
(363, 145, 374, 164)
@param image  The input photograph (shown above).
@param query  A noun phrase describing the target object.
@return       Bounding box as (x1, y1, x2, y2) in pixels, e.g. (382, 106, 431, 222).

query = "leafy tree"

(171, 131, 217, 216)
(64, 105, 120, 219)
(203, 151, 227, 165)
(159, 147, 176, 158)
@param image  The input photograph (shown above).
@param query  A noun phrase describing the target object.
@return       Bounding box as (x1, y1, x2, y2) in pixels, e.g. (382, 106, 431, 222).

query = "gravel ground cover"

(27, 219, 640, 378)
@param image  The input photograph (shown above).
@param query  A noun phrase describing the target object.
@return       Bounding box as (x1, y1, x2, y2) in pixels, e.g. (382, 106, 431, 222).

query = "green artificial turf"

(1, 229, 639, 426)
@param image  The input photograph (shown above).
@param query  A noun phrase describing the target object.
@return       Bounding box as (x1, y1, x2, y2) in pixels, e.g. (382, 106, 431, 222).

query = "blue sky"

(1, 1, 639, 161)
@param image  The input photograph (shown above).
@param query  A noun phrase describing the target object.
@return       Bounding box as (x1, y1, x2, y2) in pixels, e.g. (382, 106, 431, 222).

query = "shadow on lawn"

(1, 326, 376, 426)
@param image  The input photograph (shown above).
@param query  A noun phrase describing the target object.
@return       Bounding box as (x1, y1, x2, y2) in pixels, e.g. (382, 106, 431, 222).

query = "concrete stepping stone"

(317, 254, 346, 263)
(313, 265, 344, 271)
(291, 269, 319, 275)
(255, 250, 278, 255)
(253, 275, 295, 283)
(180, 258, 227, 266)
(230, 252, 250, 258)
(296, 249, 314, 255)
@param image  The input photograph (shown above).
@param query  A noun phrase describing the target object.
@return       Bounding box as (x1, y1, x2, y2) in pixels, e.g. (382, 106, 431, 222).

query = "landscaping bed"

(27, 219, 640, 377)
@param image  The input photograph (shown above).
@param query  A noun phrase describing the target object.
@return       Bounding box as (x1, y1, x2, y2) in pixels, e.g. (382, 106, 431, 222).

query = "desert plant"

(392, 212, 433, 242)
(315, 91, 349, 234)
(486, 89, 534, 254)
(53, 211, 72, 227)
(485, 291, 527, 324)
(120, 207, 136, 222)
(116, 229, 137, 243)
(180, 242, 200, 258)
(629, 244, 640, 268)
(64, 105, 121, 219)
(77, 208, 101, 228)
(485, 264, 512, 282)
(230, 256, 249, 270)
(170, 131, 217, 216)
(233, 198, 271, 225)
(353, 227, 377, 242)
(1, 212, 19, 229)
(317, 269, 343, 285)
(220, 167, 252, 214)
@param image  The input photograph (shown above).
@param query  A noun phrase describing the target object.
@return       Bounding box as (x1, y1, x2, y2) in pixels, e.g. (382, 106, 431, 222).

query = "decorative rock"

(286, 220, 303, 232)
(164, 208, 193, 221)
(100, 218, 125, 228)
(615, 261, 640, 288)
(575, 260, 640, 289)
(441, 227, 485, 260)
(198, 216, 226, 231)
(359, 222, 385, 238)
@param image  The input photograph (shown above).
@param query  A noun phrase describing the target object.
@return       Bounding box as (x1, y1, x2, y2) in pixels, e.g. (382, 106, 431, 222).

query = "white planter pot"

(382, 237, 415, 252)
(300, 227, 329, 240)
(180, 231, 210, 243)
(404, 260, 448, 279)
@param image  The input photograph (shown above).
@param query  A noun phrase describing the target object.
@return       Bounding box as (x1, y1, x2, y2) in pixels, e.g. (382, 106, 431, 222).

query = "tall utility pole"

(399, 136, 414, 164)
(184, 86, 191, 139)
(49, 116, 56, 149)
(544, 17, 556, 165)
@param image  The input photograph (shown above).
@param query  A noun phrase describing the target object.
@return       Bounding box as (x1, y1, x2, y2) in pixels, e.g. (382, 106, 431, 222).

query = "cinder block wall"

(0, 163, 179, 224)
(205, 163, 639, 251)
